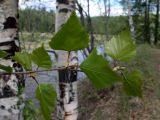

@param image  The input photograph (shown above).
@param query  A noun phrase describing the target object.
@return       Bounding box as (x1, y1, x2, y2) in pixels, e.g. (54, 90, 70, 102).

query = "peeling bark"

(0, 0, 24, 120)
(55, 0, 78, 120)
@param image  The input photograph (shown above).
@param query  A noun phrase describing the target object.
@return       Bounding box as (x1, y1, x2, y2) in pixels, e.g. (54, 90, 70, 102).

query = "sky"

(19, 0, 124, 16)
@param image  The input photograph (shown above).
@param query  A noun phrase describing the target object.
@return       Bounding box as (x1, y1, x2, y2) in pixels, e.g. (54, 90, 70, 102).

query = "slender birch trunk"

(154, 0, 159, 44)
(144, 0, 150, 43)
(0, 0, 24, 120)
(55, 0, 78, 120)
(103, 0, 110, 41)
(86, 0, 94, 52)
(126, 0, 136, 42)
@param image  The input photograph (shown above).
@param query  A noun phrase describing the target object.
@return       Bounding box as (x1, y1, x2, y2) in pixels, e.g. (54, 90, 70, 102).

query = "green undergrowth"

(78, 44, 160, 120)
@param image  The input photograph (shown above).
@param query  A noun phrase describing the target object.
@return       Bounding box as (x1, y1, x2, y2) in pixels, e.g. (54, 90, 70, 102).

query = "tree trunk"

(103, 0, 110, 41)
(144, 0, 150, 43)
(0, 0, 24, 120)
(55, 0, 78, 120)
(87, 0, 94, 52)
(127, 0, 136, 42)
(154, 0, 159, 44)
(76, 0, 90, 58)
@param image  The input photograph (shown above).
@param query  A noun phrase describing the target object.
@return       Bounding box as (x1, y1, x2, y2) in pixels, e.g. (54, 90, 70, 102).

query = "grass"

(19, 32, 53, 50)
(19, 32, 111, 50)
(78, 44, 160, 120)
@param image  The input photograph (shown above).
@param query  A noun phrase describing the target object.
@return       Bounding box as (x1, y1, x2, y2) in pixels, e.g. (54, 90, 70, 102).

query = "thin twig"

(0, 65, 81, 76)
(31, 76, 39, 85)
(67, 51, 71, 67)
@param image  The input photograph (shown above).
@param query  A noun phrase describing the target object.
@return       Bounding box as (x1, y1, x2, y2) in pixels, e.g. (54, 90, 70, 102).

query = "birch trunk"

(0, 0, 24, 120)
(127, 0, 136, 42)
(103, 0, 110, 41)
(144, 0, 150, 43)
(154, 0, 159, 44)
(55, 0, 78, 120)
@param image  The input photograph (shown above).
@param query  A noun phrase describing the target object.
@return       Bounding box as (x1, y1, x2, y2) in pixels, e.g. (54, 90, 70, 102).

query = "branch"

(0, 65, 81, 76)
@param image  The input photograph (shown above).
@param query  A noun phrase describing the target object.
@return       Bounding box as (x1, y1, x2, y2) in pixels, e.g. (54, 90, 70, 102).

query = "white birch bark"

(55, 0, 78, 120)
(127, 0, 136, 42)
(0, 0, 24, 120)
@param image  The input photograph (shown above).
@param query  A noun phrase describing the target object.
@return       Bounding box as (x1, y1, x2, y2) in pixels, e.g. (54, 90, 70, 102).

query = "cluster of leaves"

(0, 12, 143, 120)
(81, 30, 143, 97)
(0, 46, 56, 120)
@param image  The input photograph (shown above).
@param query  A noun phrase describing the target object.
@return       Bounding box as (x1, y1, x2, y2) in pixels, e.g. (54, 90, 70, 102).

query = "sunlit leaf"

(106, 30, 136, 62)
(80, 49, 120, 89)
(31, 45, 52, 69)
(36, 84, 56, 120)
(122, 70, 143, 97)
(0, 50, 8, 58)
(49, 12, 89, 51)
(12, 52, 32, 70)
(0, 64, 12, 73)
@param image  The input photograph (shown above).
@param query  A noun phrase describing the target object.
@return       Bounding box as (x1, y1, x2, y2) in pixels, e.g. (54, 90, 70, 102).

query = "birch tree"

(144, 0, 151, 43)
(55, 0, 78, 120)
(0, 0, 24, 120)
(103, 0, 110, 41)
(154, 0, 159, 44)
(126, 0, 136, 42)
(120, 0, 136, 42)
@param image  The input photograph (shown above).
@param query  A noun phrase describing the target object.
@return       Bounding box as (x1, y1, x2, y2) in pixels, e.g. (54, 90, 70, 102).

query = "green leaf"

(12, 52, 32, 70)
(31, 45, 52, 69)
(49, 12, 89, 51)
(23, 100, 40, 120)
(36, 84, 57, 120)
(106, 30, 136, 62)
(80, 49, 120, 89)
(0, 50, 8, 58)
(122, 70, 143, 97)
(0, 64, 12, 73)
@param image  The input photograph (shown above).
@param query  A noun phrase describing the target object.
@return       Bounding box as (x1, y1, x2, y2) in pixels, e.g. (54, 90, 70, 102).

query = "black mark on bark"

(57, 0, 69, 4)
(12, 62, 25, 93)
(59, 69, 67, 83)
(70, 69, 77, 82)
(2, 75, 10, 82)
(16, 13, 19, 19)
(59, 8, 70, 13)
(0, 105, 5, 109)
(3, 17, 17, 29)
(0, 0, 4, 3)
(3, 85, 15, 97)
(0, 41, 19, 56)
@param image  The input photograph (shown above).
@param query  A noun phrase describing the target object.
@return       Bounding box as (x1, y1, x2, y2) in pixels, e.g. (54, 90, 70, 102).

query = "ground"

(78, 44, 160, 120)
